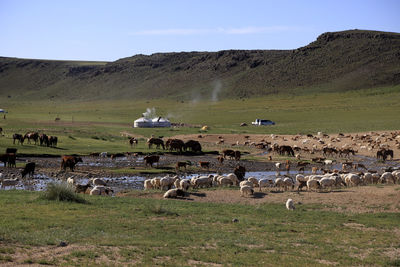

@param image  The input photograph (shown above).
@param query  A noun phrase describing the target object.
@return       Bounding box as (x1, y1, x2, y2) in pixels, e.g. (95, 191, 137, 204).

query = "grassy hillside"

(0, 29, 399, 101)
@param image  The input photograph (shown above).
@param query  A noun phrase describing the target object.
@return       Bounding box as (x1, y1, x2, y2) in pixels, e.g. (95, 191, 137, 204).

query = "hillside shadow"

(252, 192, 267, 198)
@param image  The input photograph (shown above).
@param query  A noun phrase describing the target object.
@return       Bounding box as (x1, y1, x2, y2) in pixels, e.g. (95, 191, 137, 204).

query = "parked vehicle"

(252, 119, 275, 126)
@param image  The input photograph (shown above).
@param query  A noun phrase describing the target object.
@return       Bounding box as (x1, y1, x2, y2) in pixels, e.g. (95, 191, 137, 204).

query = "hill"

(0, 29, 399, 101)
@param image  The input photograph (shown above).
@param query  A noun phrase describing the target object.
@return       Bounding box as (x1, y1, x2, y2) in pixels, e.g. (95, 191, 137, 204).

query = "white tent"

(151, 117, 171, 128)
(0, 109, 7, 113)
(133, 117, 152, 128)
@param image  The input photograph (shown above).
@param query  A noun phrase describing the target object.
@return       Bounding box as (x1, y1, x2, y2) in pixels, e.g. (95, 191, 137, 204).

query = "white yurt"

(152, 117, 171, 127)
(133, 117, 152, 128)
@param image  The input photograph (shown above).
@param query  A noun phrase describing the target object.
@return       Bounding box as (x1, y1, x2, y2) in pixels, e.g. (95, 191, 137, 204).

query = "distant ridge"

(1, 29, 399, 100)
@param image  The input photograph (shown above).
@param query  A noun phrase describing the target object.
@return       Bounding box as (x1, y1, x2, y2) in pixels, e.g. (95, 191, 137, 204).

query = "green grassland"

(0, 86, 399, 155)
(0, 190, 399, 266)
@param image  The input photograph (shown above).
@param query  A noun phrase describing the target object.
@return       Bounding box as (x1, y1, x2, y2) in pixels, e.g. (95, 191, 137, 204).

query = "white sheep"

(380, 172, 395, 184)
(219, 177, 233, 187)
(91, 178, 107, 186)
(67, 177, 75, 185)
(286, 198, 295, 210)
(247, 176, 259, 187)
(227, 173, 239, 186)
(163, 188, 186, 198)
(192, 175, 213, 188)
(371, 173, 380, 184)
(345, 173, 363, 186)
(258, 178, 274, 191)
(160, 176, 177, 190)
(144, 179, 153, 190)
(151, 177, 161, 189)
(307, 179, 321, 191)
(239, 180, 253, 188)
(392, 170, 400, 184)
(274, 177, 285, 191)
(362, 173, 373, 184)
(240, 185, 254, 197)
(283, 177, 294, 191)
(319, 177, 336, 191)
(90, 186, 112, 196)
(174, 177, 181, 189)
(180, 179, 191, 190)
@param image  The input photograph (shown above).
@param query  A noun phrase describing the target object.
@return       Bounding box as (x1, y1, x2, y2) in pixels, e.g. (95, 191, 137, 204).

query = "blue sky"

(1, 0, 399, 61)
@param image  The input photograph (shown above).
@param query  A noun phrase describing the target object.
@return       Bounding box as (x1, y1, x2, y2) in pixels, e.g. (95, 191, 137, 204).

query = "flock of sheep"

(143, 169, 400, 200)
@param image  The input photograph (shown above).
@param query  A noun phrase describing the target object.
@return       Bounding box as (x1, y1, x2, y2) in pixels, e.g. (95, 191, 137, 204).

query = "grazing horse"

(39, 133, 49, 146)
(129, 137, 138, 147)
(48, 136, 58, 147)
(24, 132, 39, 145)
(166, 139, 185, 152)
(147, 138, 165, 149)
(13, 134, 24, 145)
(60, 156, 83, 171)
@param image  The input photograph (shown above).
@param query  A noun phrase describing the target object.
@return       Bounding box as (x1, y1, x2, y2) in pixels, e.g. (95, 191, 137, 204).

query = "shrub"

(40, 183, 87, 204)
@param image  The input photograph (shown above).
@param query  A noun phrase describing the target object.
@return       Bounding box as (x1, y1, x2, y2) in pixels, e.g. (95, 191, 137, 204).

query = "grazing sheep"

(371, 173, 380, 184)
(174, 177, 181, 189)
(91, 178, 107, 186)
(283, 177, 294, 191)
(362, 173, 373, 184)
(258, 178, 274, 192)
(160, 176, 178, 190)
(239, 180, 253, 188)
(180, 179, 191, 190)
(392, 170, 400, 184)
(345, 173, 363, 186)
(227, 173, 239, 186)
(319, 177, 336, 191)
(247, 177, 258, 187)
(90, 186, 113, 196)
(144, 179, 153, 190)
(307, 179, 321, 191)
(1, 178, 19, 188)
(240, 185, 254, 197)
(219, 177, 234, 187)
(192, 175, 213, 188)
(75, 183, 91, 194)
(151, 177, 161, 189)
(274, 178, 285, 191)
(67, 177, 75, 186)
(380, 172, 395, 184)
(286, 198, 295, 210)
(163, 188, 186, 198)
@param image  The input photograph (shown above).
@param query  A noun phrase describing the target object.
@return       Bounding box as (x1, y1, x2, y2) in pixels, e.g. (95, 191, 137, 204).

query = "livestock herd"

(1, 130, 399, 202)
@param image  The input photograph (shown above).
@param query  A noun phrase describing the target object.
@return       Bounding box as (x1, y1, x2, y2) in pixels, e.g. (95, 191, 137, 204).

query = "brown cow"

(234, 165, 246, 181)
(144, 155, 160, 167)
(175, 161, 188, 171)
(21, 162, 36, 178)
(222, 149, 235, 159)
(61, 156, 83, 171)
(217, 155, 224, 165)
(199, 161, 210, 170)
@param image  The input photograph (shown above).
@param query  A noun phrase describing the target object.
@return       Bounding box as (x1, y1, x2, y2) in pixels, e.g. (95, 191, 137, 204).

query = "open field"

(1, 86, 399, 155)
(0, 187, 399, 266)
(1, 86, 400, 266)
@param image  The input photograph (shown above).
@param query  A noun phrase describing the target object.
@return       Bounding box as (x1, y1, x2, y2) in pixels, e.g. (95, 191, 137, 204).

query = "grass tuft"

(40, 183, 87, 204)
